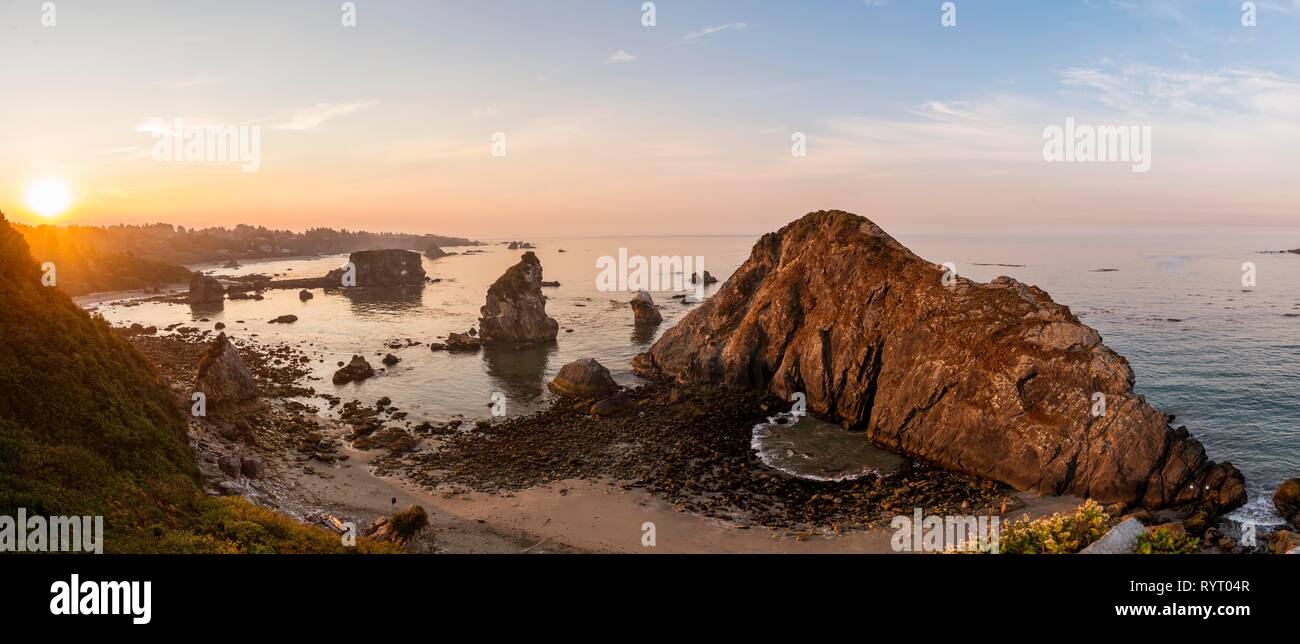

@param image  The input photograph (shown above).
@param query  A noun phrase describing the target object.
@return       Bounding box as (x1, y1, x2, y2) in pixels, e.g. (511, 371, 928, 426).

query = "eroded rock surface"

(634, 210, 1244, 513)
(478, 252, 558, 345)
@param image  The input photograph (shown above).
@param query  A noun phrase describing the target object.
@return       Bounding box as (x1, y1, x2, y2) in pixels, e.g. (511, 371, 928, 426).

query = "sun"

(25, 177, 75, 218)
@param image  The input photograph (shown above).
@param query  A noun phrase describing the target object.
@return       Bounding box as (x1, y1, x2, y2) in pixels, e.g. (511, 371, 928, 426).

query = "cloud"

(682, 22, 749, 40)
(274, 101, 377, 130)
(606, 50, 637, 64)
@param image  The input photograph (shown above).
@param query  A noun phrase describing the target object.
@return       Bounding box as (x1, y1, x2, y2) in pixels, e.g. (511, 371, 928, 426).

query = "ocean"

(82, 229, 1300, 525)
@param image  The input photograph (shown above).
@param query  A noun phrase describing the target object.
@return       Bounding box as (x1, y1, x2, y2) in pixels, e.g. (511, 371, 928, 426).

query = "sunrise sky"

(2, 0, 1299, 237)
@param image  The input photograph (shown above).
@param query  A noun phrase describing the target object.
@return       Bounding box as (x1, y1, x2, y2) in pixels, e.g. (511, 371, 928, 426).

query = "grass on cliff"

(0, 212, 398, 553)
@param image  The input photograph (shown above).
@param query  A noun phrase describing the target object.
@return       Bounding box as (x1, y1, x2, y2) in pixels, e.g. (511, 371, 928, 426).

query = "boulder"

(325, 249, 426, 287)
(268, 314, 298, 324)
(1273, 478, 1300, 527)
(196, 333, 258, 409)
(478, 252, 559, 345)
(634, 210, 1246, 513)
(187, 273, 225, 305)
(1079, 518, 1147, 554)
(218, 454, 241, 478)
(382, 353, 400, 366)
(299, 289, 314, 301)
(445, 332, 481, 352)
(549, 358, 617, 397)
(1269, 529, 1300, 555)
(630, 290, 662, 325)
(332, 355, 375, 385)
(690, 271, 718, 285)
(240, 455, 265, 479)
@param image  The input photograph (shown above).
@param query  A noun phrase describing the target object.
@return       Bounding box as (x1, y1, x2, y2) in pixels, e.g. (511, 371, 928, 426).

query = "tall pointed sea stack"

(478, 251, 559, 345)
(634, 210, 1245, 513)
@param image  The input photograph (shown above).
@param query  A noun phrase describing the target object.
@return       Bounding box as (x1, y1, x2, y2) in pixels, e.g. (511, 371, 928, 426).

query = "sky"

(1, 0, 1299, 238)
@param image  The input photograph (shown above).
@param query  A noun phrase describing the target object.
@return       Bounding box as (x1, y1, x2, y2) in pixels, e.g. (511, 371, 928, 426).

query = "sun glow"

(25, 177, 74, 218)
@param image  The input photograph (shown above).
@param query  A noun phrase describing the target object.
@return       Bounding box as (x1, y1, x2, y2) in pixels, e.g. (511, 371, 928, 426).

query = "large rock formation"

(478, 252, 559, 345)
(634, 210, 1245, 513)
(196, 333, 259, 410)
(424, 243, 449, 259)
(188, 273, 225, 304)
(325, 249, 426, 287)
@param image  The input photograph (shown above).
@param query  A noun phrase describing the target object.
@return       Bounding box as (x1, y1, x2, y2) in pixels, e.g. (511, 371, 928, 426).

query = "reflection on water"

(482, 343, 556, 405)
(630, 322, 658, 346)
(85, 231, 1300, 515)
(752, 413, 905, 481)
(336, 284, 426, 318)
(188, 302, 224, 318)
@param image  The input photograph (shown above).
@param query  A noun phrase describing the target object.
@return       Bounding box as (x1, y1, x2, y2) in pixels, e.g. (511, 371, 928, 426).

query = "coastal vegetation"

(0, 213, 398, 553)
(13, 220, 479, 296)
(999, 500, 1111, 554)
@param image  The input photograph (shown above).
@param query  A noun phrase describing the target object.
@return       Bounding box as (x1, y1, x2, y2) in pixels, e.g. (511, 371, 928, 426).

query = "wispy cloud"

(274, 101, 378, 130)
(682, 22, 749, 40)
(606, 50, 638, 64)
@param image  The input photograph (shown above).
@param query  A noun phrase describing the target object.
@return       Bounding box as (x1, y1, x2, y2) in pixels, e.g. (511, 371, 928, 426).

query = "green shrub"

(1135, 527, 1200, 554)
(0, 214, 401, 554)
(999, 499, 1111, 554)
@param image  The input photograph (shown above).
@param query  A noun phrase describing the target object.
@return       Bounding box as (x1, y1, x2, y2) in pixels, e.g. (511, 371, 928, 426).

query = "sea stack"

(188, 273, 225, 305)
(325, 249, 426, 286)
(630, 290, 662, 325)
(196, 333, 258, 411)
(478, 251, 559, 345)
(634, 210, 1246, 514)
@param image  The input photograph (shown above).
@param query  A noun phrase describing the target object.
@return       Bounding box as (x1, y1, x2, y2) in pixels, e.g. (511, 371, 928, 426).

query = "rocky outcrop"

(188, 273, 225, 304)
(634, 210, 1245, 513)
(1275, 479, 1300, 527)
(332, 355, 375, 385)
(549, 358, 617, 397)
(325, 249, 426, 287)
(630, 290, 662, 325)
(478, 252, 559, 345)
(196, 333, 258, 410)
(425, 243, 449, 259)
(299, 289, 313, 301)
(690, 271, 718, 285)
(268, 314, 297, 324)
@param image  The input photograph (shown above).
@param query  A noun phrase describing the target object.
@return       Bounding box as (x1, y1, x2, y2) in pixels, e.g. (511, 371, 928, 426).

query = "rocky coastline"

(95, 210, 1298, 554)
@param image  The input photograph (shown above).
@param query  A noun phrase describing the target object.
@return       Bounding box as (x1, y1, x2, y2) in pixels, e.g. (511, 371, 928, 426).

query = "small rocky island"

(326, 249, 426, 286)
(477, 251, 559, 345)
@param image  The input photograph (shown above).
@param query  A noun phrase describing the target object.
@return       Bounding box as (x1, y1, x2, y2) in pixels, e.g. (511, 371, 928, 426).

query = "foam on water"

(751, 412, 904, 481)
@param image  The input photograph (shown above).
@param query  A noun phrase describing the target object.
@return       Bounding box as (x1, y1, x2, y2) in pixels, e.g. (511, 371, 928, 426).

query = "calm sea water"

(83, 230, 1300, 524)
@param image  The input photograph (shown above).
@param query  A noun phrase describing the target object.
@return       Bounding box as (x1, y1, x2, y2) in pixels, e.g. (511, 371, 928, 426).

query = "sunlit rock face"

(636, 210, 1245, 513)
